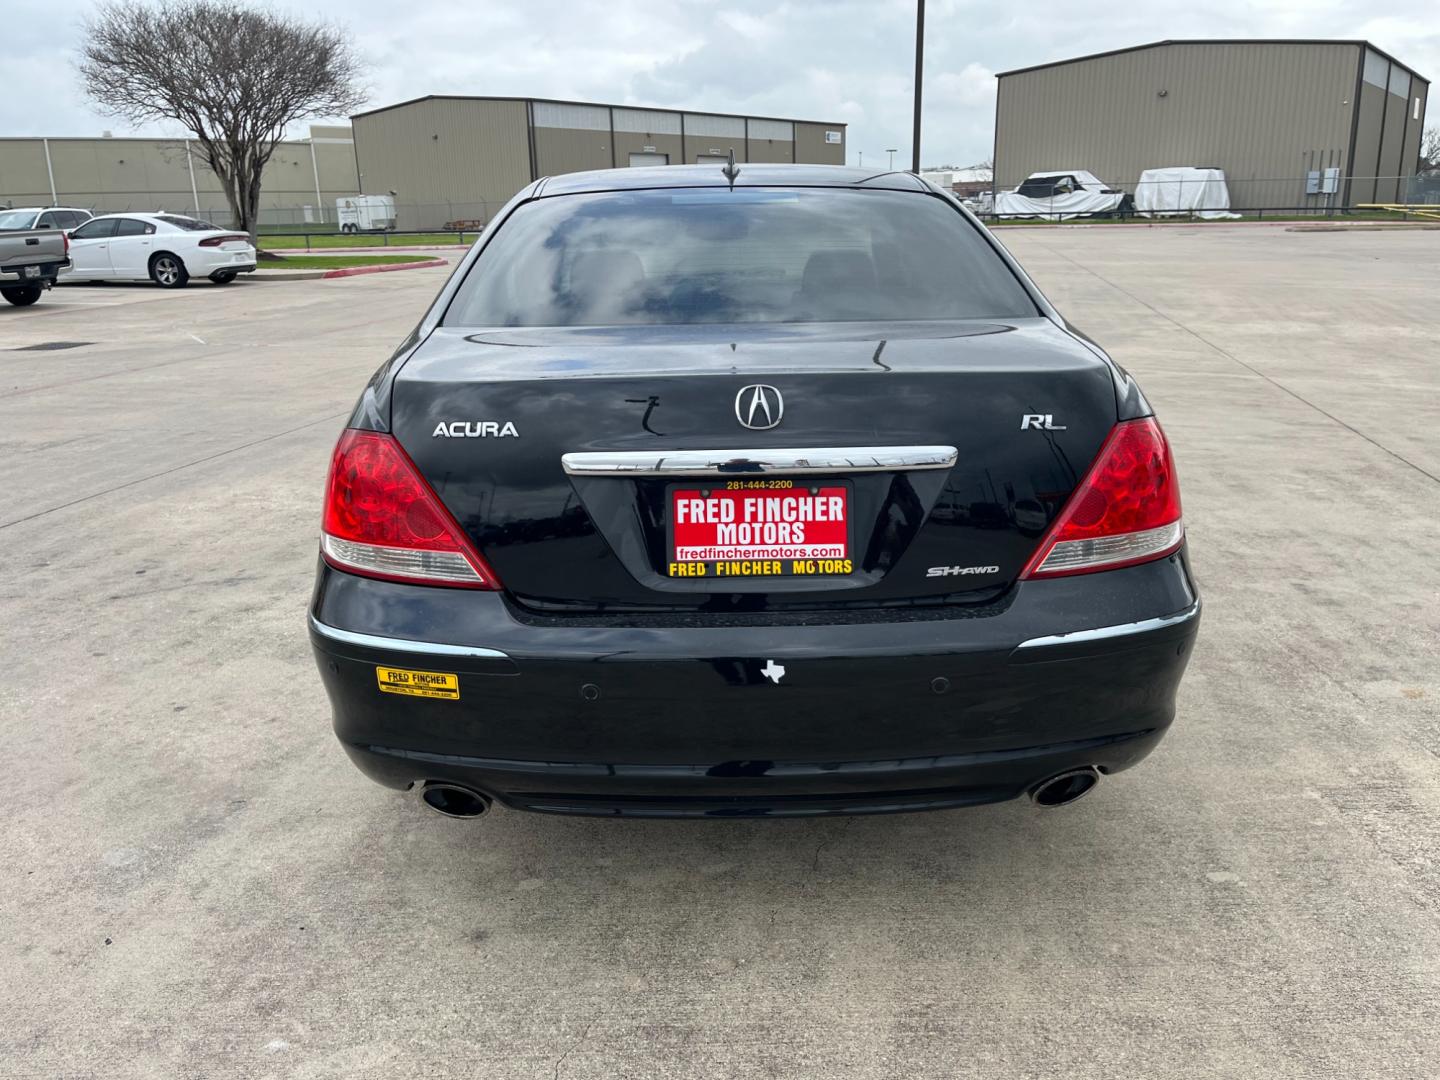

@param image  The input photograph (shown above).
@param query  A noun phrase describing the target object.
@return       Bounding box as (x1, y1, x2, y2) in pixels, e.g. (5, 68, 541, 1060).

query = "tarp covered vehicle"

(995, 171, 1127, 220)
(1134, 167, 1241, 220)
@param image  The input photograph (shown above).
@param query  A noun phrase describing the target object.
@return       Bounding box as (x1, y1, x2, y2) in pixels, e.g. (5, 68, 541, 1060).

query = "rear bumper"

(309, 552, 1200, 818)
(189, 250, 256, 276)
(335, 729, 1168, 817)
(0, 258, 68, 285)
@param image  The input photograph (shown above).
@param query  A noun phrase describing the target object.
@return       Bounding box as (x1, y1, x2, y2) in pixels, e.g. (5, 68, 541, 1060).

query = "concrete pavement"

(1, 232, 1437, 1078)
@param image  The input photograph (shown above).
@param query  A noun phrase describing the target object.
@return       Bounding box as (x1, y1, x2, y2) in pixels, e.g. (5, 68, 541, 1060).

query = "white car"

(65, 213, 257, 288)
(0, 206, 93, 232)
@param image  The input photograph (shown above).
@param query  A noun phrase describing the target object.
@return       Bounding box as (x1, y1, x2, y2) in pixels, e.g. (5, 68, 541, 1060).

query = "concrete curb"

(1285, 223, 1440, 232)
(262, 244, 468, 254)
(320, 257, 451, 278)
(251, 257, 451, 282)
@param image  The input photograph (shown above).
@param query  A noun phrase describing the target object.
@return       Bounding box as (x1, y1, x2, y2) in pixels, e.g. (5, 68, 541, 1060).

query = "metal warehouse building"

(995, 40, 1430, 210)
(0, 126, 359, 223)
(351, 96, 848, 228)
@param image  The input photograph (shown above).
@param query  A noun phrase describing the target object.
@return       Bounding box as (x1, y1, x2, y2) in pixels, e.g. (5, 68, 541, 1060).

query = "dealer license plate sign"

(667, 481, 853, 578)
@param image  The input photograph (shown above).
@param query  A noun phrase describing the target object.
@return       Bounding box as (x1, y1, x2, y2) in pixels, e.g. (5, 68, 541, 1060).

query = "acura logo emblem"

(735, 384, 783, 430)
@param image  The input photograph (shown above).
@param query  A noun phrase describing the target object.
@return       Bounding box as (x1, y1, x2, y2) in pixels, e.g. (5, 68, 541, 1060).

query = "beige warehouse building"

(351, 96, 848, 228)
(0, 126, 360, 225)
(3, 100, 847, 232)
(995, 40, 1429, 210)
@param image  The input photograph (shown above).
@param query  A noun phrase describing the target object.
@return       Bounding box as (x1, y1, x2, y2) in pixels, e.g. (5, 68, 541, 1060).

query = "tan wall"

(0, 130, 359, 224)
(353, 99, 532, 228)
(0, 141, 52, 205)
(684, 135, 743, 162)
(1352, 61, 1429, 204)
(312, 140, 361, 198)
(613, 131, 683, 166)
(532, 117, 843, 172)
(349, 98, 848, 225)
(534, 127, 613, 175)
(1399, 81, 1429, 195)
(996, 42, 1362, 209)
(795, 122, 844, 165)
(745, 137, 793, 163)
(1350, 82, 1387, 204)
(1377, 86, 1410, 202)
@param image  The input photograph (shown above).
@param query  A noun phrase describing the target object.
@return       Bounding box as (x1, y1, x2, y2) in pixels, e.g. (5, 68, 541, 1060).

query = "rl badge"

(668, 482, 852, 577)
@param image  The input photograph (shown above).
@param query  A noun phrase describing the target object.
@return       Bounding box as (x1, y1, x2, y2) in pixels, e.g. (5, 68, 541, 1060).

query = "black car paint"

(311, 553, 1198, 816)
(393, 319, 1117, 610)
(312, 164, 1197, 817)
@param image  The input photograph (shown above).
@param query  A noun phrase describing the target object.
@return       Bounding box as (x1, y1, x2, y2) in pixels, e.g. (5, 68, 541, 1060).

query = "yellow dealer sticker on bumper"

(375, 666, 459, 700)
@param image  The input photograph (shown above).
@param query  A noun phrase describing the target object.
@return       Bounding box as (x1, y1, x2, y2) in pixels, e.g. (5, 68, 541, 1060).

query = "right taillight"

(1020, 417, 1183, 579)
(321, 429, 500, 589)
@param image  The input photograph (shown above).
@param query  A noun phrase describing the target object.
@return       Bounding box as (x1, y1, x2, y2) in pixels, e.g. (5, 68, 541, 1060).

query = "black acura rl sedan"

(308, 163, 1200, 820)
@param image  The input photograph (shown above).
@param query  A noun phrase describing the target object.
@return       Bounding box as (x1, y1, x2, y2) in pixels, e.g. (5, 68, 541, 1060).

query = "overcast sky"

(6, 0, 1436, 168)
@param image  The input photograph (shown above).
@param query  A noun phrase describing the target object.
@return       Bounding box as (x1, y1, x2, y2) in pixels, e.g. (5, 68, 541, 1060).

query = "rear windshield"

(156, 215, 217, 231)
(443, 188, 1037, 327)
(0, 211, 38, 230)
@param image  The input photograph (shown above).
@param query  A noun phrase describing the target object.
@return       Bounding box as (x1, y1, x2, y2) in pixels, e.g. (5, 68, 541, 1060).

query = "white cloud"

(5, 0, 1436, 171)
(933, 63, 996, 108)
(717, 9, 780, 42)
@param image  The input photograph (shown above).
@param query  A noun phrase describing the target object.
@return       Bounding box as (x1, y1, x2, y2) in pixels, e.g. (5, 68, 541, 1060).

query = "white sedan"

(65, 213, 257, 288)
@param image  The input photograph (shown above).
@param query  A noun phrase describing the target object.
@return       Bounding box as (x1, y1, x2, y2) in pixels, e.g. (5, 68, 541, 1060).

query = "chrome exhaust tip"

(1029, 767, 1100, 808)
(420, 782, 493, 819)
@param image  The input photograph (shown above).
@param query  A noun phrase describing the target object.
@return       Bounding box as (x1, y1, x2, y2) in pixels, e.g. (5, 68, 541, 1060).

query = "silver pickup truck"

(0, 229, 70, 306)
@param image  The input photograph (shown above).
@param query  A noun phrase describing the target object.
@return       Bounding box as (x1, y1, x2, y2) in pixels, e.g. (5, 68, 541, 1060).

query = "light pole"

(857, 150, 864, 167)
(887, 149, 899, 170)
(912, 0, 925, 173)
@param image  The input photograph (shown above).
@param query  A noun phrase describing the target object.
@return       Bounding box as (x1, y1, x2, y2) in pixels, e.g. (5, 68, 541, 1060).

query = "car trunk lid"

(390, 319, 1119, 612)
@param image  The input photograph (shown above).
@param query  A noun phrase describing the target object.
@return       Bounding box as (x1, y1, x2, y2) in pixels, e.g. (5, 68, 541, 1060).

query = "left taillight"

(1020, 416, 1184, 579)
(321, 429, 500, 589)
(199, 234, 249, 247)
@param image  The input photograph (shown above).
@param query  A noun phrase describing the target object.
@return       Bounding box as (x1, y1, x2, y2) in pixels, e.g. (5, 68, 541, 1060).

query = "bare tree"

(1421, 127, 1440, 174)
(79, 1, 364, 241)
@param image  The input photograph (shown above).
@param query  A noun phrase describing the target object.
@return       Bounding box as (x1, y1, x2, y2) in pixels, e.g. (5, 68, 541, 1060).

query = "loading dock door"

(694, 154, 729, 165)
(628, 152, 669, 167)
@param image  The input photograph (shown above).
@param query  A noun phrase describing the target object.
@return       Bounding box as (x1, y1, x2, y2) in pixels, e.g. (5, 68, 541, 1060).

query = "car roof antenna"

(722, 148, 740, 189)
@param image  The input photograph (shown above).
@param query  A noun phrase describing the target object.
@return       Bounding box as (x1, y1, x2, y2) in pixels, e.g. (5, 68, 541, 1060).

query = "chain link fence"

(216, 179, 1440, 231)
(8, 178, 1439, 235)
(0, 192, 498, 233)
(207, 200, 497, 232)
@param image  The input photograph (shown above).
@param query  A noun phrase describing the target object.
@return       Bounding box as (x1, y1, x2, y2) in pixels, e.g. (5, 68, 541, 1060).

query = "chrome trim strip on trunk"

(561, 445, 959, 477)
(308, 615, 510, 660)
(1015, 601, 1201, 650)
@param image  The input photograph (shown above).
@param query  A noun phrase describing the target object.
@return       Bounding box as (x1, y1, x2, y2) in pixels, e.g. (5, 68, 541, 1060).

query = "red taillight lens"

(199, 234, 249, 247)
(321, 429, 499, 589)
(1020, 417, 1183, 579)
